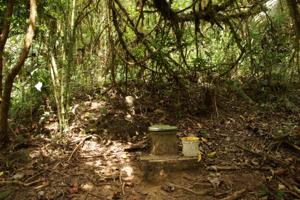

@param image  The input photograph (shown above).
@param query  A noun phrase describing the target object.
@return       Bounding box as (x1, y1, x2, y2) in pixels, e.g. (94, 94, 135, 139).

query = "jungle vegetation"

(0, 0, 299, 146)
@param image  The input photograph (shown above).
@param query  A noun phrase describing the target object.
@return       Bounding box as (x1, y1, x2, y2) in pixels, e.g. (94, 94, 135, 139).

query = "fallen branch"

(86, 192, 103, 199)
(277, 177, 300, 199)
(166, 182, 210, 196)
(0, 179, 42, 187)
(236, 144, 286, 166)
(121, 182, 126, 195)
(24, 169, 47, 183)
(220, 188, 247, 200)
(207, 165, 272, 172)
(67, 135, 92, 162)
(119, 171, 125, 195)
(206, 165, 240, 171)
(285, 142, 300, 153)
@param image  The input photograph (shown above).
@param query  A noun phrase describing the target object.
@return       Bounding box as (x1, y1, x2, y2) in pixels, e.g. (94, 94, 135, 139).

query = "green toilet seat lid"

(148, 124, 178, 132)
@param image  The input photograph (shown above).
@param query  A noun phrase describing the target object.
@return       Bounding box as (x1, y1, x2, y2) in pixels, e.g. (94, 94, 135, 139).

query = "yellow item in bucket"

(181, 136, 200, 156)
(181, 136, 200, 142)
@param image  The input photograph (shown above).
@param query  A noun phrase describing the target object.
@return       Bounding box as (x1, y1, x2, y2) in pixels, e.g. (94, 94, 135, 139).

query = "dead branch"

(67, 135, 92, 162)
(0, 179, 43, 187)
(285, 142, 300, 153)
(236, 144, 287, 166)
(220, 188, 247, 200)
(121, 182, 126, 195)
(24, 169, 47, 183)
(86, 192, 103, 199)
(206, 165, 240, 171)
(277, 177, 300, 199)
(166, 182, 210, 196)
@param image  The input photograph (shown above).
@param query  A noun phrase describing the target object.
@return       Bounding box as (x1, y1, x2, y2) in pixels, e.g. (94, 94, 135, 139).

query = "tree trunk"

(49, 51, 65, 133)
(286, 0, 300, 79)
(64, 0, 77, 125)
(0, 0, 37, 146)
(286, 0, 300, 47)
(0, 0, 14, 104)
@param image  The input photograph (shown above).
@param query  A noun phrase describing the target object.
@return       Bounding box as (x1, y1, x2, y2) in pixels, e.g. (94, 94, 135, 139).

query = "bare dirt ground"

(0, 89, 300, 200)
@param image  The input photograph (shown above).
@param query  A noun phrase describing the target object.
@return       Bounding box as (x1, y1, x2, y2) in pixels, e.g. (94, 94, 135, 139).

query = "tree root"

(220, 188, 247, 200)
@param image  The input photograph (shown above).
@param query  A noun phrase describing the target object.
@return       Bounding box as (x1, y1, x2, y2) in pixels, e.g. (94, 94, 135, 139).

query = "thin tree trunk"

(286, 0, 300, 47)
(286, 0, 300, 79)
(0, 0, 37, 146)
(62, 0, 77, 130)
(0, 0, 14, 103)
(108, 0, 117, 88)
(49, 51, 65, 133)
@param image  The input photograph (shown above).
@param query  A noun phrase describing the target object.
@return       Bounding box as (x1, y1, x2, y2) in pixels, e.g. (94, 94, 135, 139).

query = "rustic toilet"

(140, 124, 199, 181)
(148, 124, 178, 155)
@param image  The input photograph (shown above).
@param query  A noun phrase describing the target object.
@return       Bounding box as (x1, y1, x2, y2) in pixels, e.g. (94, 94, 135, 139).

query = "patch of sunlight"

(81, 140, 102, 152)
(106, 160, 113, 166)
(80, 140, 135, 180)
(81, 182, 94, 192)
(71, 104, 79, 114)
(84, 161, 96, 166)
(29, 149, 41, 159)
(90, 102, 104, 110)
(93, 160, 102, 167)
(121, 166, 133, 177)
(94, 169, 102, 175)
(44, 122, 59, 132)
(125, 114, 132, 121)
(110, 142, 125, 153)
(120, 153, 127, 159)
(266, 0, 278, 9)
(121, 165, 134, 181)
(255, 0, 278, 21)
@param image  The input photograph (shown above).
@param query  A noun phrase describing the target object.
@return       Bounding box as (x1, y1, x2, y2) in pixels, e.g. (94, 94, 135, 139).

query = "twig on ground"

(285, 142, 300, 153)
(220, 188, 247, 200)
(236, 144, 286, 166)
(84, 193, 89, 200)
(34, 181, 49, 190)
(24, 169, 47, 183)
(48, 168, 68, 177)
(0, 179, 43, 187)
(67, 135, 92, 162)
(206, 165, 240, 171)
(207, 165, 272, 172)
(119, 171, 125, 195)
(121, 182, 126, 195)
(100, 85, 113, 96)
(8, 125, 17, 138)
(166, 182, 210, 196)
(277, 177, 300, 198)
(86, 192, 103, 198)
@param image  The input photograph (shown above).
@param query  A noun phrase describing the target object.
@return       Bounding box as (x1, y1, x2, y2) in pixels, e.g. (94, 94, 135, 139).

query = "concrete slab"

(139, 155, 200, 181)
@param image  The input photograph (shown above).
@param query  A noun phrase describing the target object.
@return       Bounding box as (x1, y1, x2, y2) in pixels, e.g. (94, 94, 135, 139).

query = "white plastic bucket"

(181, 137, 200, 157)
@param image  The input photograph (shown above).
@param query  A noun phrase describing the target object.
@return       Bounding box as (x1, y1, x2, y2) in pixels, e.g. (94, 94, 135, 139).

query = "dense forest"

(0, 0, 299, 199)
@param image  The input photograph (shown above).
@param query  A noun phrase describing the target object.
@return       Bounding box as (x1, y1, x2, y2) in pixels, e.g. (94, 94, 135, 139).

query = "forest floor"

(1, 86, 300, 200)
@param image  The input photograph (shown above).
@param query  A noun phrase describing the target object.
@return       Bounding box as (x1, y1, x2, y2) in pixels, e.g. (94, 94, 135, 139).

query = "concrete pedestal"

(140, 155, 199, 181)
